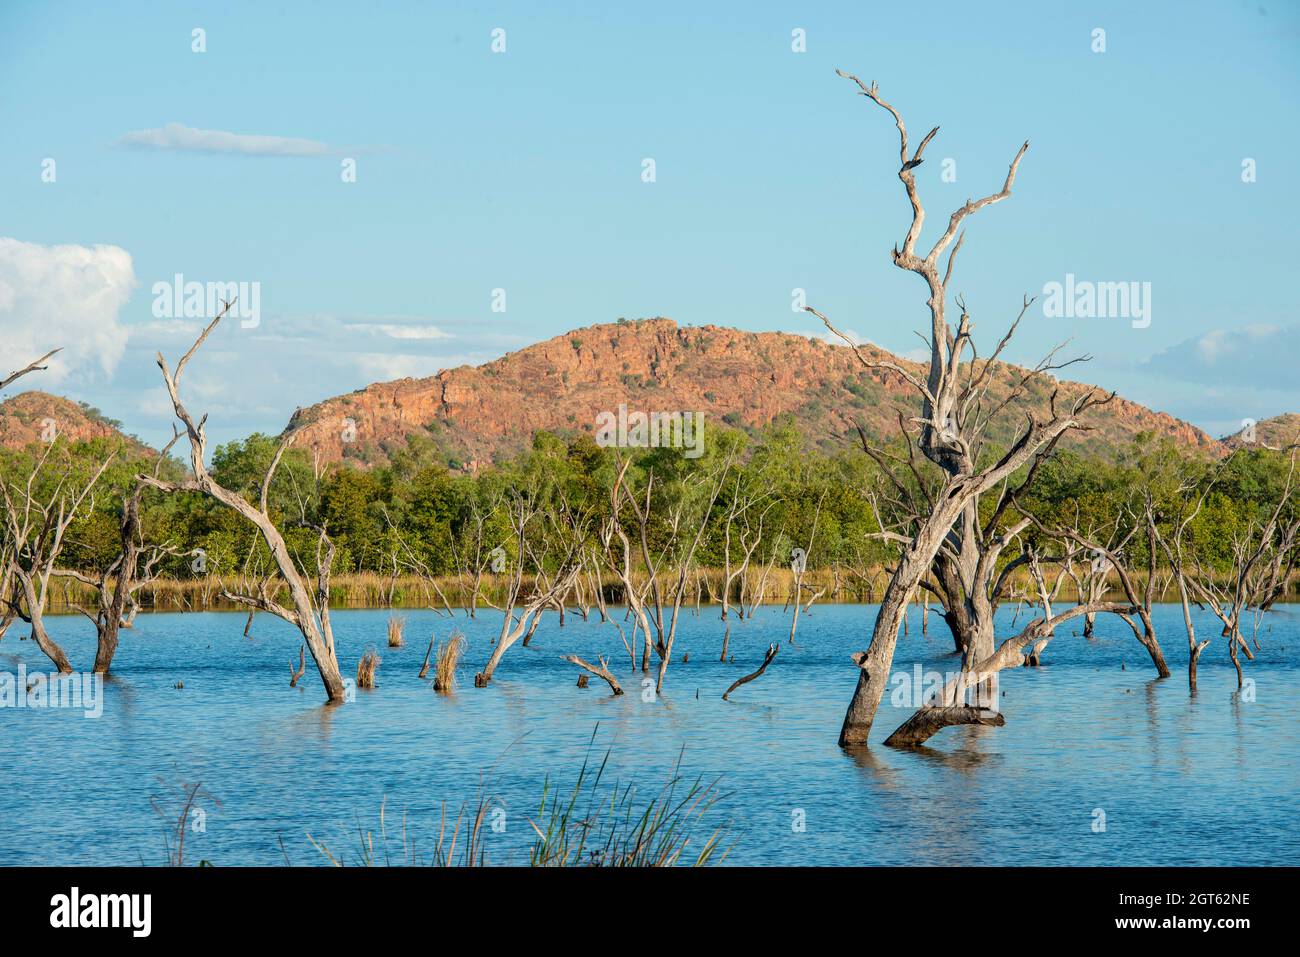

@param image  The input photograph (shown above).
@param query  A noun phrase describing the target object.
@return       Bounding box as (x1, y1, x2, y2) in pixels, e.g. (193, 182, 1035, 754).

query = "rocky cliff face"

(283, 317, 1223, 469)
(1221, 413, 1300, 451)
(0, 391, 153, 457)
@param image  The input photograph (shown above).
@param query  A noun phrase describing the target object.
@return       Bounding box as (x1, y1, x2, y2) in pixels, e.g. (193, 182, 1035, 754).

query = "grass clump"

(304, 729, 729, 867)
(527, 739, 728, 867)
(433, 631, 466, 693)
(356, 649, 381, 688)
(386, 614, 406, 648)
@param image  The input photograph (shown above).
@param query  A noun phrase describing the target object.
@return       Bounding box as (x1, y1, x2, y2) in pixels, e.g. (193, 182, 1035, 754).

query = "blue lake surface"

(1, 603, 1296, 866)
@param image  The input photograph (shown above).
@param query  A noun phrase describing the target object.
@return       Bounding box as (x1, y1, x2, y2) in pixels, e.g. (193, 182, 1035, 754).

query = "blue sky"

(2, 0, 1298, 449)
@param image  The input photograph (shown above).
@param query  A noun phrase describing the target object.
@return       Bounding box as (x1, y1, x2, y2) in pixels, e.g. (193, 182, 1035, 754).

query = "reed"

(527, 741, 728, 867)
(307, 793, 493, 867)
(356, 649, 380, 689)
(432, 631, 466, 693)
(386, 614, 406, 648)
(41, 566, 1300, 615)
(304, 733, 729, 867)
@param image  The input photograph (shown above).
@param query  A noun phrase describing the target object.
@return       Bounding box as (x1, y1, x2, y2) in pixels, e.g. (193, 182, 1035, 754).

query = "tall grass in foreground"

(307, 794, 494, 867)
(527, 745, 728, 867)
(304, 734, 729, 867)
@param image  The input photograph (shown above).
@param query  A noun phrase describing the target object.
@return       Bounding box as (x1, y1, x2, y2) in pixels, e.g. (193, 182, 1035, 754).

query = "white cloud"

(353, 353, 437, 381)
(0, 237, 135, 386)
(1134, 322, 1300, 436)
(1194, 330, 1230, 364)
(117, 122, 335, 157)
(344, 321, 451, 341)
(794, 326, 873, 348)
(1146, 322, 1296, 388)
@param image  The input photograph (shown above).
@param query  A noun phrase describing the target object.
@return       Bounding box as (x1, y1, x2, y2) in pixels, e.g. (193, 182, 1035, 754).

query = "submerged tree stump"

(289, 644, 306, 687)
(418, 636, 435, 680)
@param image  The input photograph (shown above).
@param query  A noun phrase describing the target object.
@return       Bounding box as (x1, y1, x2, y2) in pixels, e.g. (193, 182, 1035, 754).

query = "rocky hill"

(284, 317, 1222, 470)
(0, 391, 154, 458)
(1221, 413, 1300, 451)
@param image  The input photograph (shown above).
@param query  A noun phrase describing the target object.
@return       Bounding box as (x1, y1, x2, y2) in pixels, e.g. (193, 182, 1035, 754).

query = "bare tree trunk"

(141, 306, 347, 702)
(839, 536, 938, 746)
(23, 586, 73, 674)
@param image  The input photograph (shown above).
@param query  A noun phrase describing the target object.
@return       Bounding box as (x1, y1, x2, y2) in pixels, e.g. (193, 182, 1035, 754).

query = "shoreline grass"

(43, 565, 1292, 615)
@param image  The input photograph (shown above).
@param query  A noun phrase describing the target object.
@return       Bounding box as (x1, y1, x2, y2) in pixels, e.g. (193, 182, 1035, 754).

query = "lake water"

(1, 603, 1296, 866)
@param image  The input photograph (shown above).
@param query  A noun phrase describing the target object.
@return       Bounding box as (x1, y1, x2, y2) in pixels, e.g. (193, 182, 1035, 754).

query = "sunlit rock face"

(281, 317, 1220, 470)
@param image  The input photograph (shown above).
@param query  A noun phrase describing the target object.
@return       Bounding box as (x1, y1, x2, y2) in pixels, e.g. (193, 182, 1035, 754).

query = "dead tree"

(585, 550, 609, 623)
(1060, 529, 1110, 639)
(289, 644, 307, 687)
(139, 304, 348, 702)
(808, 72, 1111, 746)
(788, 491, 826, 645)
(614, 454, 730, 694)
(379, 505, 456, 616)
(1153, 477, 1217, 691)
(1019, 543, 1077, 664)
(1, 349, 60, 392)
(449, 489, 505, 617)
(1, 441, 115, 673)
(719, 474, 776, 620)
(53, 433, 182, 673)
(0, 349, 60, 643)
(1025, 505, 1171, 677)
(0, 552, 17, 642)
(744, 527, 786, 619)
(473, 488, 588, 686)
(867, 422, 1066, 673)
(1187, 448, 1299, 687)
(598, 457, 671, 673)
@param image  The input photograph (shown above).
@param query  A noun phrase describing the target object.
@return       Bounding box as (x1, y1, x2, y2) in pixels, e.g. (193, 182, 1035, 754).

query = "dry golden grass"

(356, 649, 381, 688)
(41, 566, 1299, 615)
(433, 631, 466, 693)
(386, 614, 406, 648)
